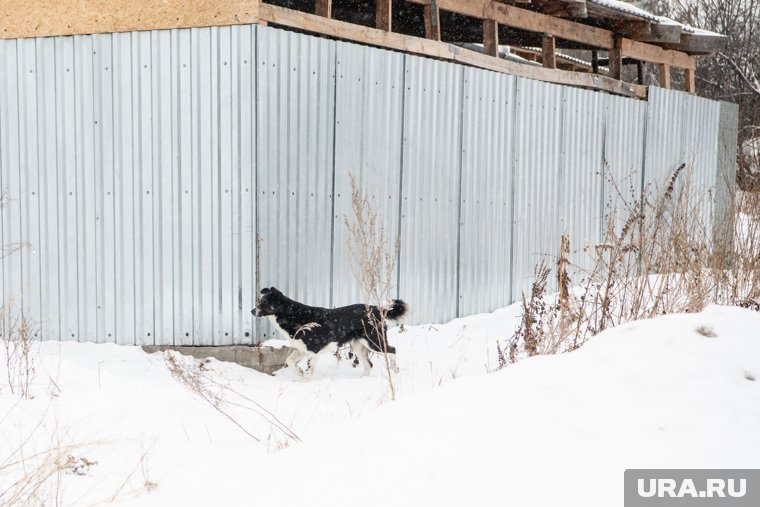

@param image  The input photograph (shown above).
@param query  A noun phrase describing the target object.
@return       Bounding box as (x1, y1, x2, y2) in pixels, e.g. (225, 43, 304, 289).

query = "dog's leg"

(285, 349, 305, 376)
(351, 339, 374, 377)
(300, 352, 319, 379)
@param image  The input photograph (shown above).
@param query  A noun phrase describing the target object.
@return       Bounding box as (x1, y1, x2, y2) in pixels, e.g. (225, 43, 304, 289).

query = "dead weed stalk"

(504, 163, 760, 365)
(345, 175, 402, 400)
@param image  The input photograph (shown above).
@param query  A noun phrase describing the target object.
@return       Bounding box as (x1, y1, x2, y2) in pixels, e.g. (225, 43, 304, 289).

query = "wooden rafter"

(376, 0, 392, 31)
(404, 0, 695, 71)
(542, 34, 557, 69)
(424, 1, 441, 41)
(483, 18, 499, 57)
(315, 0, 332, 18)
(258, 4, 647, 98)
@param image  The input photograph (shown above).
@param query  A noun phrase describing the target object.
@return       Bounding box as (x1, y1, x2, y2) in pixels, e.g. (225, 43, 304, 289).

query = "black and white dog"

(251, 287, 408, 378)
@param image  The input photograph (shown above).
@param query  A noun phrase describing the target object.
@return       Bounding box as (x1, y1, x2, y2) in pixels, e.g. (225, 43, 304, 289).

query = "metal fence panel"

(560, 86, 605, 278)
(682, 93, 721, 237)
(398, 55, 463, 324)
(511, 77, 565, 301)
(716, 102, 739, 243)
(603, 94, 648, 232)
(0, 39, 24, 337)
(0, 25, 739, 344)
(255, 26, 336, 339)
(645, 86, 687, 192)
(458, 67, 515, 317)
(331, 41, 406, 309)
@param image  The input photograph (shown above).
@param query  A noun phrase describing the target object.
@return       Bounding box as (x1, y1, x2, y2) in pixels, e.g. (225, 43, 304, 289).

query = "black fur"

(251, 287, 408, 355)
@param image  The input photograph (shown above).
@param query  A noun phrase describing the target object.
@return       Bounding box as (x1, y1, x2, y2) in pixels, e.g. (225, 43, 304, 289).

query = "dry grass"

(1, 308, 38, 399)
(344, 175, 401, 399)
(163, 351, 300, 445)
(504, 164, 760, 364)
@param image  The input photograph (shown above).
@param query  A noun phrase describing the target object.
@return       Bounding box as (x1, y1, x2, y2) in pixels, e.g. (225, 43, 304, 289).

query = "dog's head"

(251, 287, 284, 317)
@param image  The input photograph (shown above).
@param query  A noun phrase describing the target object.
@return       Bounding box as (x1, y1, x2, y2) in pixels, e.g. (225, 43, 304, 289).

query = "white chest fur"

(267, 315, 307, 352)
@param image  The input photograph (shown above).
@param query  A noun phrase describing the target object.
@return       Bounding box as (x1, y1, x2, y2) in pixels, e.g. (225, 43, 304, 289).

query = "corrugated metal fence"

(0, 24, 738, 345)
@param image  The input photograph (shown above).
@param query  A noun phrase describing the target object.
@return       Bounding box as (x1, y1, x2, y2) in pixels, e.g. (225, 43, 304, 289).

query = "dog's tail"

(384, 300, 409, 321)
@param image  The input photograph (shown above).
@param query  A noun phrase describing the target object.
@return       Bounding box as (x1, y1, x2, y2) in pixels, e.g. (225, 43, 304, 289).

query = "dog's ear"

(260, 287, 270, 295)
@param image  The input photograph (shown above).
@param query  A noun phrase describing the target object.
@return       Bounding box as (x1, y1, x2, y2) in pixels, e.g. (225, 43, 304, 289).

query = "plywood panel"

(0, 0, 259, 39)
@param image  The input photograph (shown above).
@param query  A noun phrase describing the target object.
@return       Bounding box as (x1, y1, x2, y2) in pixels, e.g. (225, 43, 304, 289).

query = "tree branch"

(718, 51, 760, 95)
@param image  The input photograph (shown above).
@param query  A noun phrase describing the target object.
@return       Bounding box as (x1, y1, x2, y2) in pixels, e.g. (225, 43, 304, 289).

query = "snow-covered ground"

(1, 304, 758, 506)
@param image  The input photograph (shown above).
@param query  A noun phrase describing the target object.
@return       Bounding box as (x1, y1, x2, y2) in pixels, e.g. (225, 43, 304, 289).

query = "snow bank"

(1, 305, 758, 506)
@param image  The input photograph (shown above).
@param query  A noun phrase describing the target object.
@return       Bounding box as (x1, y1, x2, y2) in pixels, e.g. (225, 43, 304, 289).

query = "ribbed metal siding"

(511, 78, 565, 301)
(0, 25, 738, 342)
(645, 86, 687, 191)
(682, 93, 721, 236)
(559, 86, 605, 277)
(331, 41, 405, 308)
(255, 26, 336, 339)
(716, 102, 739, 238)
(0, 26, 259, 346)
(603, 94, 647, 230)
(398, 55, 463, 324)
(458, 67, 515, 317)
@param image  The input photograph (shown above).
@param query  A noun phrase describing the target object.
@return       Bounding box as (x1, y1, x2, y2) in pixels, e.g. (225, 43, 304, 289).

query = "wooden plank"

(609, 38, 623, 80)
(542, 33, 556, 69)
(621, 39, 695, 70)
(315, 0, 333, 18)
(531, 0, 588, 18)
(424, 1, 441, 41)
(406, 0, 696, 70)
(483, 19, 499, 57)
(408, 0, 616, 48)
(376, 0, 392, 31)
(684, 67, 695, 94)
(259, 4, 647, 99)
(659, 63, 671, 89)
(0, 0, 259, 39)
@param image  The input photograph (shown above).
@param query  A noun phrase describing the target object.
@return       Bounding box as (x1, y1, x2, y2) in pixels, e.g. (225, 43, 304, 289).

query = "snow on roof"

(588, 0, 661, 22)
(591, 1, 727, 39)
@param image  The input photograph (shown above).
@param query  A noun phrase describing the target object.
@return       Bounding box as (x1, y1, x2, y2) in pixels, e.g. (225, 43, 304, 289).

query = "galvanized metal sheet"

(559, 86, 605, 279)
(715, 102, 739, 241)
(0, 24, 738, 344)
(681, 93, 721, 236)
(644, 86, 687, 193)
(0, 26, 260, 347)
(458, 67, 515, 317)
(511, 77, 565, 301)
(0, 38, 24, 337)
(397, 54, 463, 324)
(331, 41, 405, 309)
(255, 26, 336, 339)
(603, 93, 648, 233)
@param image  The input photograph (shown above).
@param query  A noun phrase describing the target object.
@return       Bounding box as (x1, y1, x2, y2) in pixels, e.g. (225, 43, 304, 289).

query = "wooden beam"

(424, 1, 441, 41)
(315, 0, 332, 18)
(685, 67, 696, 94)
(542, 33, 556, 69)
(609, 38, 623, 80)
(659, 63, 671, 89)
(591, 49, 599, 74)
(483, 18, 499, 57)
(620, 39, 695, 70)
(258, 4, 647, 99)
(446, 0, 615, 48)
(531, 0, 588, 18)
(376, 0, 392, 31)
(405, 0, 696, 70)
